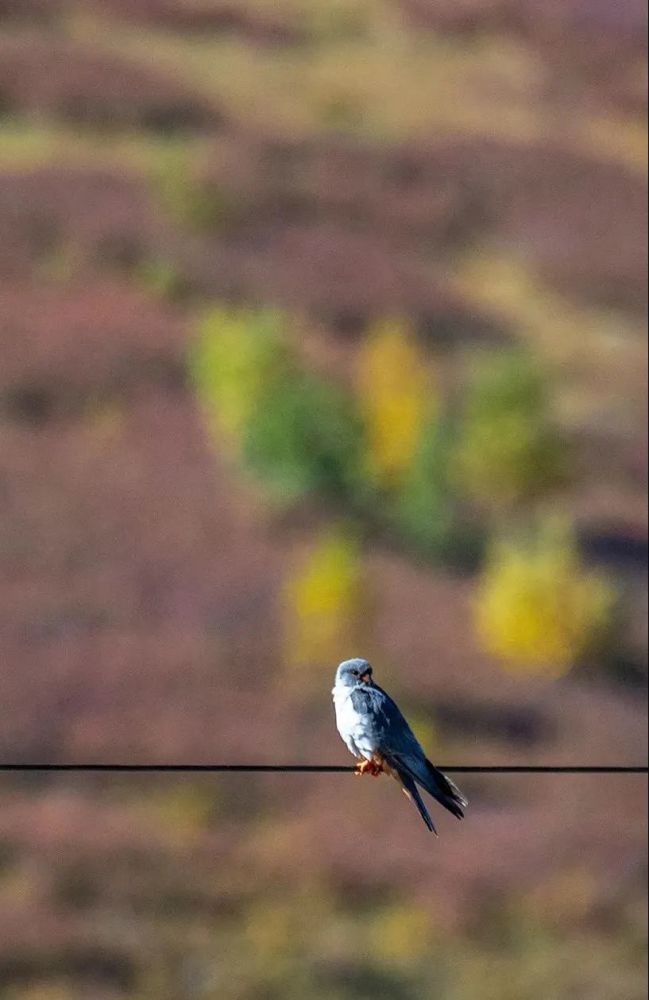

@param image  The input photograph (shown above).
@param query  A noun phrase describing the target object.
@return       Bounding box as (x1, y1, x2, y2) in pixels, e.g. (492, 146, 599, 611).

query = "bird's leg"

(355, 756, 384, 777)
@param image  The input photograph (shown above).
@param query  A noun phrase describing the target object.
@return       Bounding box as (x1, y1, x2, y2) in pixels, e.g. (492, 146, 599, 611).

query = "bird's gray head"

(335, 658, 373, 688)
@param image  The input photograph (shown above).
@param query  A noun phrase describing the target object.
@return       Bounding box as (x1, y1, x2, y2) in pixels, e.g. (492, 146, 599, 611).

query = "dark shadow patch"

(433, 698, 553, 746)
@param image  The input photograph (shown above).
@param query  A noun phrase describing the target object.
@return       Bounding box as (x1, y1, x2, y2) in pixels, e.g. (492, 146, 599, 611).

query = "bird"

(332, 657, 467, 834)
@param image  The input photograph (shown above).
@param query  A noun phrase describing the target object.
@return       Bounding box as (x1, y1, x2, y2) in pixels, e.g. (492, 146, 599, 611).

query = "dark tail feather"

(397, 768, 437, 834)
(422, 760, 467, 820)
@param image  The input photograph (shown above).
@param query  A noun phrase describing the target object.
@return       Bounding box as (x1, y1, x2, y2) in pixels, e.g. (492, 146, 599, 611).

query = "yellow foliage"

(281, 526, 367, 674)
(137, 784, 216, 844)
(245, 900, 297, 963)
(474, 518, 616, 674)
(0, 864, 40, 906)
(368, 902, 433, 964)
(7, 988, 75, 1000)
(244, 892, 332, 967)
(357, 318, 434, 488)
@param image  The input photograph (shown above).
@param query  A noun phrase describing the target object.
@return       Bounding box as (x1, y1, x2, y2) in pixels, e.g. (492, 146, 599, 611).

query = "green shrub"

(137, 258, 188, 302)
(453, 350, 567, 512)
(190, 305, 365, 508)
(243, 365, 364, 506)
(153, 150, 235, 232)
(393, 416, 481, 567)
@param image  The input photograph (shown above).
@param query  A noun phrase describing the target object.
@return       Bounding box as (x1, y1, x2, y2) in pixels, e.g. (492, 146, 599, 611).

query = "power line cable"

(0, 764, 646, 774)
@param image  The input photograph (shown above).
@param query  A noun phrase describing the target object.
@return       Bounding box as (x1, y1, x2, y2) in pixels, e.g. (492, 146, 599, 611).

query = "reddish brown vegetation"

(198, 131, 648, 314)
(400, 0, 648, 39)
(0, 283, 187, 419)
(398, 0, 648, 115)
(0, 0, 65, 26)
(0, 38, 226, 132)
(88, 0, 305, 44)
(0, 168, 157, 279)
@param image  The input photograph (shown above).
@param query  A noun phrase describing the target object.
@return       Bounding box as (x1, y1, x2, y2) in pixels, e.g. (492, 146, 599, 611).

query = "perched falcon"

(332, 657, 467, 834)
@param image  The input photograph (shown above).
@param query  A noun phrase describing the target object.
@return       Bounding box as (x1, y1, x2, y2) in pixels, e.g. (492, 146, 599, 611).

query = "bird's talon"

(355, 758, 383, 777)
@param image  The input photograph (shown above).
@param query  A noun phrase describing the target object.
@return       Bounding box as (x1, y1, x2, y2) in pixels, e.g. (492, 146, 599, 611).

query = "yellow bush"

(281, 525, 367, 675)
(357, 318, 434, 489)
(474, 518, 617, 674)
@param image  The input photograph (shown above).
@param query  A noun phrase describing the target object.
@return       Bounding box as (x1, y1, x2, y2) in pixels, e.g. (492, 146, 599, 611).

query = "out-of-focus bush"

(191, 305, 364, 505)
(137, 257, 188, 302)
(281, 525, 368, 677)
(153, 149, 234, 231)
(453, 350, 567, 512)
(354, 319, 485, 566)
(366, 900, 434, 964)
(243, 364, 363, 506)
(474, 517, 618, 673)
(190, 305, 288, 446)
(394, 415, 482, 568)
(191, 311, 577, 584)
(357, 317, 433, 490)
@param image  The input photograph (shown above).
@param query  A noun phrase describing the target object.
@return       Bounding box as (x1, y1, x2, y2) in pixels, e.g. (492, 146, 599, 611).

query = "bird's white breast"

(332, 684, 374, 759)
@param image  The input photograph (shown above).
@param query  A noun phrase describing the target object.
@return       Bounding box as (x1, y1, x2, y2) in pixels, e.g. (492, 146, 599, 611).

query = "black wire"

(0, 764, 646, 774)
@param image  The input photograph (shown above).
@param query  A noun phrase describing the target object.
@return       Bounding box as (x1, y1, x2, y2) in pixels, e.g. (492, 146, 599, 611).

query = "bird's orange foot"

(355, 758, 384, 777)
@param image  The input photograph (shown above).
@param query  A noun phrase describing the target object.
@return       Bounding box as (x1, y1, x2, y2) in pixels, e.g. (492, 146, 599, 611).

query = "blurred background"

(0, 1, 647, 997)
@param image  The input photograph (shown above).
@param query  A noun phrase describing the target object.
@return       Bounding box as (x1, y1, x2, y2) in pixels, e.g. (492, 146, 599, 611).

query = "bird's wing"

(352, 685, 466, 821)
(350, 684, 426, 758)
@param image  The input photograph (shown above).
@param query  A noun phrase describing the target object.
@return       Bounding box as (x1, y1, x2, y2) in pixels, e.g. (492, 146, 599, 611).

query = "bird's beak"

(360, 670, 372, 683)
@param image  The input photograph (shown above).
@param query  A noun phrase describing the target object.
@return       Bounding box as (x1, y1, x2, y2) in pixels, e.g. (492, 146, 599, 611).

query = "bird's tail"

(421, 759, 467, 820)
(396, 766, 437, 835)
(385, 751, 467, 823)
